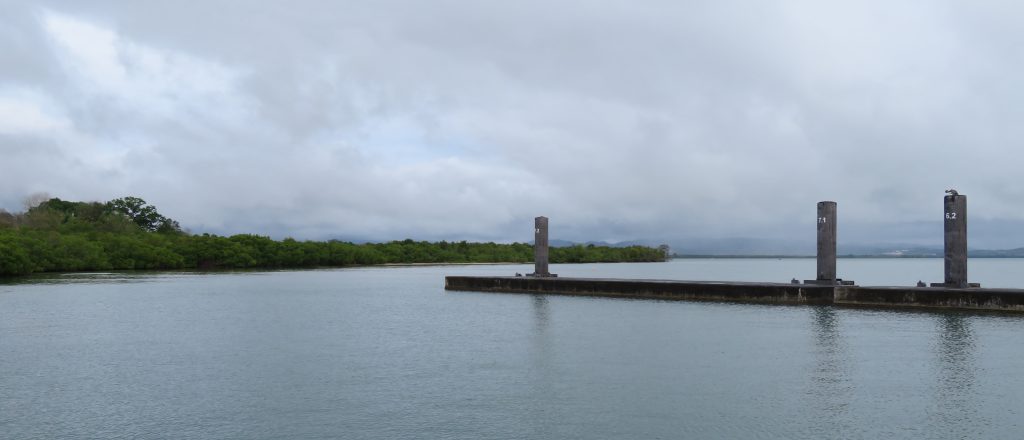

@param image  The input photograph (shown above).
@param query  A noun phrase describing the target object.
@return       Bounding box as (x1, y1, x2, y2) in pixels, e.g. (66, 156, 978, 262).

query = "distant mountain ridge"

(549, 238, 1024, 258)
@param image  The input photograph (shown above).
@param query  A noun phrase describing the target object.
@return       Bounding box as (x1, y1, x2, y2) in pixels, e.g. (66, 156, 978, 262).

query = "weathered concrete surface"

(817, 201, 837, 282)
(529, 216, 552, 277)
(835, 286, 1024, 311)
(944, 194, 968, 287)
(445, 276, 834, 304)
(446, 276, 1024, 312)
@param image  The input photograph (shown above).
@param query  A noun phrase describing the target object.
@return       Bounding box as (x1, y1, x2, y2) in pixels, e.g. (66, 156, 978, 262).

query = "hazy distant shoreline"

(672, 253, 1024, 259)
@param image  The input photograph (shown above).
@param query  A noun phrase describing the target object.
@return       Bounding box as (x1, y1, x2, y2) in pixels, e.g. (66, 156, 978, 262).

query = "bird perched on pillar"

(945, 189, 959, 196)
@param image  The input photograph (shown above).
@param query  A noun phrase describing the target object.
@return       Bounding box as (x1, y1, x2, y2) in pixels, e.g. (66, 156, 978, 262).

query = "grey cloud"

(3, 1, 1024, 249)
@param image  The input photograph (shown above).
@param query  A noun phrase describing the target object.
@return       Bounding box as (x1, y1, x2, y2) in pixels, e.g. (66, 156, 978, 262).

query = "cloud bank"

(2, 1, 1024, 249)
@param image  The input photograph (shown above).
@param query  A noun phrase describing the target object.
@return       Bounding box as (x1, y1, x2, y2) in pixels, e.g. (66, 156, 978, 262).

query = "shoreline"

(1, 260, 683, 280)
(0, 261, 556, 281)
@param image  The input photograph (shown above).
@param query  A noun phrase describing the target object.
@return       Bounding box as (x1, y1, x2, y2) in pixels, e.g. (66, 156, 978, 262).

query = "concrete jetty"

(444, 276, 1024, 312)
(448, 193, 1024, 313)
(446, 276, 835, 304)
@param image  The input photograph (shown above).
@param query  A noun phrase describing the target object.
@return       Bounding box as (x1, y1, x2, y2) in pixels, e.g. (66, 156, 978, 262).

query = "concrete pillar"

(531, 216, 550, 277)
(817, 201, 837, 283)
(944, 193, 967, 287)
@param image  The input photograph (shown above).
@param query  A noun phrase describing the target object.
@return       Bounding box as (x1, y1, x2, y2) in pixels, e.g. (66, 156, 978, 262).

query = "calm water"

(3, 259, 1024, 439)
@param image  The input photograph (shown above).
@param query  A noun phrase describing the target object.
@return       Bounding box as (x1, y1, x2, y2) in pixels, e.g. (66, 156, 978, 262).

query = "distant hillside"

(547, 237, 1024, 258)
(970, 248, 1024, 258)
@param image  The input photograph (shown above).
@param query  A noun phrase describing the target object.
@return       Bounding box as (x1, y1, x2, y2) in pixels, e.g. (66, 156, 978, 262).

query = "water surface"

(2, 259, 1024, 439)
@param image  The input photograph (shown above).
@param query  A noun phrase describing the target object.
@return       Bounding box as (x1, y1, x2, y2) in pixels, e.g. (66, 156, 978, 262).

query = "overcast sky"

(2, 1, 1023, 248)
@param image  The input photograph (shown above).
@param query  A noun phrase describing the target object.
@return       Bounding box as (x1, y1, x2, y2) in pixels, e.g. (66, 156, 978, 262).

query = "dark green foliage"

(0, 196, 666, 277)
(0, 209, 17, 229)
(107, 197, 181, 233)
(549, 244, 664, 263)
(0, 235, 34, 275)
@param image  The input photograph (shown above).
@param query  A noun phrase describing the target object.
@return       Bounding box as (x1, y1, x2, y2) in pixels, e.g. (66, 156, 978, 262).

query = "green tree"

(0, 237, 34, 275)
(0, 209, 15, 229)
(107, 197, 180, 233)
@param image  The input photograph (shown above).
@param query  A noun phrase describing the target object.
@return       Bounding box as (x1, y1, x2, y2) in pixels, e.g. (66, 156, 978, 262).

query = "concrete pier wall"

(447, 276, 835, 304)
(445, 276, 1024, 312)
(834, 286, 1024, 311)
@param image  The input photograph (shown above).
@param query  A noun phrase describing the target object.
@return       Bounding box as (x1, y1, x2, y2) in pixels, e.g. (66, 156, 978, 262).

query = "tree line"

(0, 196, 667, 276)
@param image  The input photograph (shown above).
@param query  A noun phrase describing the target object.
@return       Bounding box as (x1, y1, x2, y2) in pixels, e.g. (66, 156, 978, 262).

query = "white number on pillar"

(945, 212, 957, 220)
(535, 228, 541, 234)
(817, 217, 827, 224)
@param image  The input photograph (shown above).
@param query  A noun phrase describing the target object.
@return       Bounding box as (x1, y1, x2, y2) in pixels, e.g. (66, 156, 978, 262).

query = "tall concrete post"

(817, 201, 837, 283)
(531, 216, 550, 277)
(944, 193, 967, 288)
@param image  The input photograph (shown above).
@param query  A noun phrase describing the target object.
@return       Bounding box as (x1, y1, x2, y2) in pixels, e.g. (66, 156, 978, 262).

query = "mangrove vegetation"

(0, 196, 667, 276)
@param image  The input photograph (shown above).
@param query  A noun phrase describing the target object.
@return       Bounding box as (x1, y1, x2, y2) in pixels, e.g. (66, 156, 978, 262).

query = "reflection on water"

(0, 270, 273, 286)
(0, 272, 156, 286)
(532, 294, 550, 334)
(805, 306, 853, 433)
(526, 294, 556, 436)
(929, 313, 985, 436)
(529, 294, 553, 369)
(0, 272, 167, 286)
(528, 294, 553, 374)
